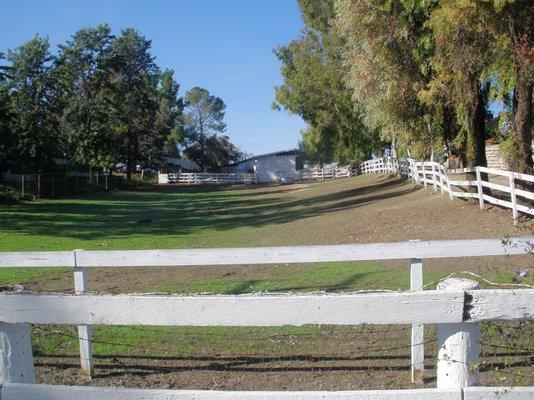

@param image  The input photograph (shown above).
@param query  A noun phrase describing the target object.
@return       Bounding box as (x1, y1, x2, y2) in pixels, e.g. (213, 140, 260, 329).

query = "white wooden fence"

(299, 165, 353, 181)
(1, 276, 533, 399)
(158, 167, 353, 185)
(158, 172, 257, 185)
(1, 237, 533, 392)
(360, 157, 534, 222)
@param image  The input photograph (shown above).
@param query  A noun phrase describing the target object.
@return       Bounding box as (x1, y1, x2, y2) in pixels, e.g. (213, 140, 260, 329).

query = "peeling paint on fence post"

(0, 321, 36, 384)
(73, 250, 94, 378)
(437, 278, 480, 389)
(409, 240, 424, 383)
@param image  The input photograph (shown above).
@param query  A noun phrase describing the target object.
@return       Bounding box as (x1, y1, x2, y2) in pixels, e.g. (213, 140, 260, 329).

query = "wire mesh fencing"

(2, 172, 125, 199)
(30, 320, 533, 390)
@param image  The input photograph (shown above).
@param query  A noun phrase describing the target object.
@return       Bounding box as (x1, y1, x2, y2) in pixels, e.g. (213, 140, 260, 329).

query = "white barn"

(225, 149, 302, 184)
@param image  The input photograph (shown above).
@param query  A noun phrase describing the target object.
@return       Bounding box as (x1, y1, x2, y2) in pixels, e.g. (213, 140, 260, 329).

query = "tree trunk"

(469, 84, 488, 169)
(514, 70, 533, 175)
(467, 81, 489, 192)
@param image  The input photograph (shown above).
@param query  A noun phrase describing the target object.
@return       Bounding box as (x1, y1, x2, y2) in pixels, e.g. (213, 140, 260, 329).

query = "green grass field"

(1, 176, 532, 389)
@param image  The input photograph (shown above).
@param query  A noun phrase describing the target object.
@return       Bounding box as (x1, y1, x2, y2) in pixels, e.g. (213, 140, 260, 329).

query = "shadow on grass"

(0, 176, 418, 243)
(224, 272, 373, 294)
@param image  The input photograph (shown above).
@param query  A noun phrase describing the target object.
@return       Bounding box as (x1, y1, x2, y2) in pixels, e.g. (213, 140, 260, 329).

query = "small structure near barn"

(223, 149, 302, 184)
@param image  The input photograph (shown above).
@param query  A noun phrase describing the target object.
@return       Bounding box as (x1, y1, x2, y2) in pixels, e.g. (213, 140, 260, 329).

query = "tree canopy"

(275, 0, 532, 172)
(274, 0, 377, 165)
(0, 27, 242, 177)
(182, 87, 243, 170)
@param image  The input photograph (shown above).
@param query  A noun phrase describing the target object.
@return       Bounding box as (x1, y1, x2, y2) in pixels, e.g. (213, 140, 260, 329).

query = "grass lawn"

(1, 175, 532, 389)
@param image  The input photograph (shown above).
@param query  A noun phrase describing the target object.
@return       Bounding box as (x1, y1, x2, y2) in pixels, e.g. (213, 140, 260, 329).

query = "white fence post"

(0, 321, 36, 384)
(431, 163, 437, 192)
(509, 172, 518, 225)
(410, 256, 424, 383)
(438, 165, 445, 196)
(475, 167, 484, 210)
(422, 163, 427, 188)
(437, 278, 480, 389)
(73, 250, 94, 378)
(446, 170, 453, 200)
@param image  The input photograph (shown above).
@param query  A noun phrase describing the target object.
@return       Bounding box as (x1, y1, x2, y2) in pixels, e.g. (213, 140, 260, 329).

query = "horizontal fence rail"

(2, 384, 533, 400)
(360, 157, 534, 221)
(1, 290, 532, 326)
(1, 237, 532, 268)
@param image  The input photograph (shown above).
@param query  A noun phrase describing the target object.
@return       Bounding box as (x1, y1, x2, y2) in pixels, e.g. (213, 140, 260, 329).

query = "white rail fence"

(0, 278, 533, 399)
(158, 172, 257, 185)
(158, 168, 353, 185)
(1, 237, 533, 392)
(360, 157, 534, 222)
(299, 165, 353, 181)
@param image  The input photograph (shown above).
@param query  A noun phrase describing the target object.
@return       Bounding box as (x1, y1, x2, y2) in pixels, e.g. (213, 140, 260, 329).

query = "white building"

(224, 149, 302, 184)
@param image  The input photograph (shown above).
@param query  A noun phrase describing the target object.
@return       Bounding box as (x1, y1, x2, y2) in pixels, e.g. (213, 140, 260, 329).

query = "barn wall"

(230, 155, 298, 183)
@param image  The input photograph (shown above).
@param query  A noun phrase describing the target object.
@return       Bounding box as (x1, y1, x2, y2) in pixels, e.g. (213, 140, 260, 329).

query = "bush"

(0, 183, 29, 204)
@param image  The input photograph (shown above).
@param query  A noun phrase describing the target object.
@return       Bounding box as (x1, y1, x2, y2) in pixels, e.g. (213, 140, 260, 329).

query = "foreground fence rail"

(360, 157, 534, 222)
(1, 238, 533, 399)
(6, 384, 534, 400)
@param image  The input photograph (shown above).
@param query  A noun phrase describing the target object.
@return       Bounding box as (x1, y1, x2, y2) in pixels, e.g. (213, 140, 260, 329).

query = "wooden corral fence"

(360, 157, 534, 223)
(0, 275, 533, 399)
(158, 172, 257, 185)
(299, 165, 353, 181)
(1, 237, 533, 396)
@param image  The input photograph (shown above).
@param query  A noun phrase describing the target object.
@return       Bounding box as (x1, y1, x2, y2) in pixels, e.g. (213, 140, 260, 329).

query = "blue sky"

(0, 0, 306, 155)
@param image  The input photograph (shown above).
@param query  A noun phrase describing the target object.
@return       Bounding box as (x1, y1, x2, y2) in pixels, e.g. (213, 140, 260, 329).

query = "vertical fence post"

(105, 175, 109, 190)
(0, 321, 36, 384)
(410, 255, 424, 383)
(37, 174, 41, 198)
(446, 170, 453, 200)
(21, 175, 25, 198)
(73, 250, 94, 378)
(509, 172, 518, 225)
(475, 167, 484, 210)
(51, 174, 55, 198)
(437, 278, 480, 389)
(422, 163, 427, 188)
(439, 167, 444, 196)
(431, 163, 437, 192)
